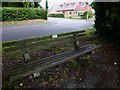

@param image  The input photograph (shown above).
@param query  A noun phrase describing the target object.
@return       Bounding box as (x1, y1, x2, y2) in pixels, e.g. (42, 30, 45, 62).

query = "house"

(49, 2, 93, 17)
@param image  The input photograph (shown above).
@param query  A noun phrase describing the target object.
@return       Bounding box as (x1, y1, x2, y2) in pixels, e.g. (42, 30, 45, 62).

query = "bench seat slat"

(10, 44, 100, 82)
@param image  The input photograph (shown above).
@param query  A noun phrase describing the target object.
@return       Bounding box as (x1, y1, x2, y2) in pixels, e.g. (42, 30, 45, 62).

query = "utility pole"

(46, 0, 48, 11)
(45, 0, 48, 20)
(86, 2, 89, 20)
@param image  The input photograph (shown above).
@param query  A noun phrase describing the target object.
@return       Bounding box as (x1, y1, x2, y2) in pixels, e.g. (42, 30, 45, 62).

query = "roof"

(56, 2, 78, 11)
(55, 2, 92, 12)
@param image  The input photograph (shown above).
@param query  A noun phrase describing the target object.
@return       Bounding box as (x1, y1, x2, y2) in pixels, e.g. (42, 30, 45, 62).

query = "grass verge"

(1, 19, 47, 26)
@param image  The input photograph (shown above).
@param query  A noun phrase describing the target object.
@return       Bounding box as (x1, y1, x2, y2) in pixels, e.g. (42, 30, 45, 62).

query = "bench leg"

(86, 50, 95, 55)
(92, 50, 95, 54)
(79, 56, 85, 66)
(75, 56, 80, 60)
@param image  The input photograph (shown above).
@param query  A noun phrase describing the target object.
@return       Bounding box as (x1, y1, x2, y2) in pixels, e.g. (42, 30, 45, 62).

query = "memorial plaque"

(52, 35, 58, 38)
(24, 53, 30, 61)
(76, 41, 79, 44)
(33, 72, 40, 78)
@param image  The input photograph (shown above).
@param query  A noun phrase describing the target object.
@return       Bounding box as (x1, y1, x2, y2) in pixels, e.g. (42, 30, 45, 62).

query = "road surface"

(2, 17, 94, 42)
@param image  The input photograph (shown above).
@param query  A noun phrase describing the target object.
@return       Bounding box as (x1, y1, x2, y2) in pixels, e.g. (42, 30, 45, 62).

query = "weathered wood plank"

(3, 37, 71, 52)
(10, 44, 101, 82)
(2, 35, 52, 47)
(3, 34, 85, 52)
(3, 30, 85, 48)
(3, 30, 100, 83)
(57, 30, 85, 37)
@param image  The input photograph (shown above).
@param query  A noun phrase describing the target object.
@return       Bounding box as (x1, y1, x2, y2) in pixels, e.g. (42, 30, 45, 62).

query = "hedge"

(92, 2, 120, 41)
(1, 7, 47, 21)
(48, 13, 64, 18)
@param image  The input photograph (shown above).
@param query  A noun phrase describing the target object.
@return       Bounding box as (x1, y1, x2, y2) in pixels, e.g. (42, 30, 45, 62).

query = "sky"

(40, 0, 93, 8)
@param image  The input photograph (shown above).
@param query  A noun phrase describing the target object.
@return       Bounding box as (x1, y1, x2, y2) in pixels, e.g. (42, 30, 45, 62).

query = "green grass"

(69, 58, 80, 69)
(0, 43, 2, 57)
(77, 29, 95, 38)
(2, 19, 47, 26)
(85, 28, 96, 36)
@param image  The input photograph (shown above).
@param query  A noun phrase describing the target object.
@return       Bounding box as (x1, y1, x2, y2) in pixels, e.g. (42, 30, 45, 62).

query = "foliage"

(92, 2, 120, 41)
(48, 13, 65, 18)
(2, 2, 24, 7)
(2, 2, 40, 8)
(34, 2, 40, 8)
(0, 43, 2, 57)
(1, 7, 47, 21)
(70, 59, 79, 68)
(66, 16, 74, 19)
(81, 10, 94, 19)
(23, 2, 31, 8)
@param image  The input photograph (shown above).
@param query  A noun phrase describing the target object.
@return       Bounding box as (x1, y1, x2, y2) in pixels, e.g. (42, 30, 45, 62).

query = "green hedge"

(1, 7, 47, 21)
(48, 13, 64, 18)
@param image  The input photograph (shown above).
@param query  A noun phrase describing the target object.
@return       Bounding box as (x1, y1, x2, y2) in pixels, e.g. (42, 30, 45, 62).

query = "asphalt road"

(2, 17, 94, 42)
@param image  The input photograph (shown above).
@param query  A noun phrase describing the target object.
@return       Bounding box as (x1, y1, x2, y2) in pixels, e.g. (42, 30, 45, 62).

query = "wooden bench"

(2, 30, 100, 82)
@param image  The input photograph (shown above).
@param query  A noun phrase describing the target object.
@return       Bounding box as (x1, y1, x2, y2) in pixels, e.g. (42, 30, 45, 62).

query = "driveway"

(2, 17, 94, 42)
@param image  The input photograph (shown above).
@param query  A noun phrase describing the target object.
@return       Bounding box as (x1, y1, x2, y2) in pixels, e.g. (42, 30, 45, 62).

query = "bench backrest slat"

(3, 30, 85, 47)
(3, 30, 86, 69)
(3, 31, 85, 52)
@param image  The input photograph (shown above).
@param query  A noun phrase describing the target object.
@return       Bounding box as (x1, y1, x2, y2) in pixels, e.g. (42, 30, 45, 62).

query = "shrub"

(48, 13, 64, 18)
(66, 16, 73, 19)
(1, 7, 47, 21)
(81, 10, 94, 19)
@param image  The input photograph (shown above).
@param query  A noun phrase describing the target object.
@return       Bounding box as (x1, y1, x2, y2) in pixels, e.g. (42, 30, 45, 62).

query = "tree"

(92, 2, 120, 41)
(86, 0, 93, 19)
(2, 0, 42, 8)
(85, 2, 89, 20)
(2, 2, 24, 7)
(23, 2, 31, 8)
(34, 2, 39, 8)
